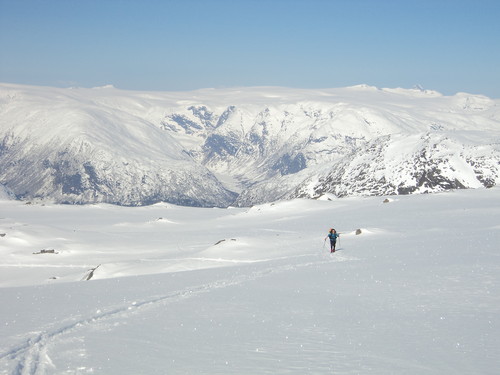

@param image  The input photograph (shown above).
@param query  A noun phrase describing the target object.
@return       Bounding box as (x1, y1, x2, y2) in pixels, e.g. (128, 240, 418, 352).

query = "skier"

(326, 228, 339, 253)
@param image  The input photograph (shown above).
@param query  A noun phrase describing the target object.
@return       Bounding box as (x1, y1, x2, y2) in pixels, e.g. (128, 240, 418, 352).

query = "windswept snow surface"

(1, 188, 499, 374)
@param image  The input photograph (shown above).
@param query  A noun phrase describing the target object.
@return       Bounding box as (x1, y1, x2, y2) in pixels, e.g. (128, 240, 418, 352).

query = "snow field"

(1, 188, 499, 374)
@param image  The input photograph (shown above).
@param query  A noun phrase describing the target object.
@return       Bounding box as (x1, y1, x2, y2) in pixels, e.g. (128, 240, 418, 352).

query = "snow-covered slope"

(1, 188, 499, 373)
(0, 84, 236, 206)
(1, 83, 499, 206)
(238, 131, 500, 204)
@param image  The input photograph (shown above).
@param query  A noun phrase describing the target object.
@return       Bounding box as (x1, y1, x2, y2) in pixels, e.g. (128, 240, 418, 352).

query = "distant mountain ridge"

(1, 83, 499, 206)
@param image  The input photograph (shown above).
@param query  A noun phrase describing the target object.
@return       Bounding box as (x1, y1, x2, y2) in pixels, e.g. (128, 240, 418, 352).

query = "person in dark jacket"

(326, 228, 339, 253)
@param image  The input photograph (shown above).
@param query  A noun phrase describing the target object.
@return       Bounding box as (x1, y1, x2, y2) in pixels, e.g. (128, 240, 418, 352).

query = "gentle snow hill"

(0, 188, 499, 374)
(1, 83, 499, 206)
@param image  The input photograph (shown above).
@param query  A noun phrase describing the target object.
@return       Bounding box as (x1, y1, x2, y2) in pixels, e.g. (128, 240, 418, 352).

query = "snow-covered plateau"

(1, 83, 499, 206)
(1, 187, 499, 374)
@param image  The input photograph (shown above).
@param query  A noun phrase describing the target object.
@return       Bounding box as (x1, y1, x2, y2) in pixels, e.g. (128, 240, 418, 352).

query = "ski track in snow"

(0, 253, 356, 375)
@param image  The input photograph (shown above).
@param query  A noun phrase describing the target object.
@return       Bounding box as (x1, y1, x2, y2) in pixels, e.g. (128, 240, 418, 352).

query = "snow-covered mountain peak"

(92, 84, 116, 90)
(1, 83, 499, 206)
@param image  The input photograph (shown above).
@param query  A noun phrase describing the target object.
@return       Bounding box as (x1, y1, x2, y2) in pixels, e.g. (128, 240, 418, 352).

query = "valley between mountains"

(1, 83, 499, 206)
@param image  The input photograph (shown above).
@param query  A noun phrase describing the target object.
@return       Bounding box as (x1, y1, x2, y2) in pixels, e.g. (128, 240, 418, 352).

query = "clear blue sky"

(1, 0, 499, 97)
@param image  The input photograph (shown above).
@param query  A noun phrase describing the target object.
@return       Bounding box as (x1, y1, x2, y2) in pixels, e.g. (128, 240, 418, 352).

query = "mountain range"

(1, 83, 499, 206)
